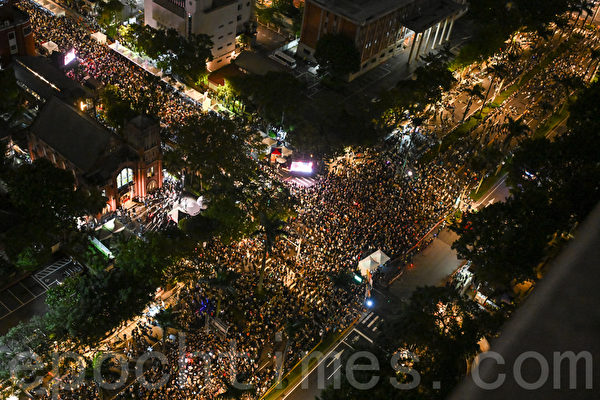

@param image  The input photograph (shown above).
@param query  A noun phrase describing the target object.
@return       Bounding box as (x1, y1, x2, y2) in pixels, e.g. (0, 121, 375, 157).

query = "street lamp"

(366, 298, 374, 308)
(407, 170, 413, 177)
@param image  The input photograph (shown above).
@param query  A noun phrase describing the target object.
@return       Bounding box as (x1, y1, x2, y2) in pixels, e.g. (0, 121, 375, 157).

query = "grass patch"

(470, 173, 501, 201)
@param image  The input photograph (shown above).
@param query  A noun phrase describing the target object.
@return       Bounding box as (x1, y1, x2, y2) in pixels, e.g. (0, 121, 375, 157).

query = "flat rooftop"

(310, 0, 413, 23)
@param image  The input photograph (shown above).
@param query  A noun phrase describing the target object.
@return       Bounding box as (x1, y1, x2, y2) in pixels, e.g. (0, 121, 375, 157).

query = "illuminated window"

(117, 168, 133, 188)
(147, 166, 155, 178)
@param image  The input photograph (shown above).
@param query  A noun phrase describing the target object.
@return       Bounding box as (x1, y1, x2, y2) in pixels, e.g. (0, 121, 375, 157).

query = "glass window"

(117, 168, 133, 188)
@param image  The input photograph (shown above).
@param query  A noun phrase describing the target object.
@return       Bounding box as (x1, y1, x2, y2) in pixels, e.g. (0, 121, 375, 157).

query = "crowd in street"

(18, 0, 600, 398)
(18, 0, 201, 132)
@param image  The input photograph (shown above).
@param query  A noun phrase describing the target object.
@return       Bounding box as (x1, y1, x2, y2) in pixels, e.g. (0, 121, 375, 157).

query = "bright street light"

(366, 298, 374, 307)
(407, 170, 413, 177)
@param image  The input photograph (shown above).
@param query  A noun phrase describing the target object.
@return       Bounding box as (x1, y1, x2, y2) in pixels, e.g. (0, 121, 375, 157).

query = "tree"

(461, 84, 485, 122)
(450, 197, 552, 289)
(315, 33, 361, 78)
(253, 213, 288, 293)
(383, 286, 504, 399)
(97, 0, 124, 37)
(2, 159, 105, 266)
(202, 266, 239, 317)
(481, 62, 508, 113)
(99, 84, 136, 129)
(153, 308, 182, 350)
(0, 67, 23, 129)
(501, 116, 530, 151)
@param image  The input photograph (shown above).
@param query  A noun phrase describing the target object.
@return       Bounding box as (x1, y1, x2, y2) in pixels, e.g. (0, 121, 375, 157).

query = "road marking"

(367, 316, 379, 328)
(19, 281, 36, 297)
(327, 364, 343, 381)
(353, 328, 374, 344)
(281, 326, 355, 399)
(361, 312, 374, 324)
(341, 340, 355, 350)
(7, 289, 23, 305)
(326, 350, 344, 367)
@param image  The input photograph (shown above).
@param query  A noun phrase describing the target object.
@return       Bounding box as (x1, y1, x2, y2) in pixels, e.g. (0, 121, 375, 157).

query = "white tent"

(280, 146, 293, 157)
(41, 41, 59, 54)
(369, 249, 390, 266)
(261, 137, 277, 146)
(358, 257, 378, 277)
(90, 31, 107, 44)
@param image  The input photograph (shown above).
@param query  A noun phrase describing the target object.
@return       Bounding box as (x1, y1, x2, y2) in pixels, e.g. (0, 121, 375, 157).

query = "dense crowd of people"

(17, 0, 599, 398)
(18, 0, 200, 131)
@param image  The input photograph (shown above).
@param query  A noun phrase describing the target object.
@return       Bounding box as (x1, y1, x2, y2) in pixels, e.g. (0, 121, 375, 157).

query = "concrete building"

(144, 0, 254, 71)
(298, 0, 467, 81)
(28, 97, 163, 212)
(0, 0, 35, 67)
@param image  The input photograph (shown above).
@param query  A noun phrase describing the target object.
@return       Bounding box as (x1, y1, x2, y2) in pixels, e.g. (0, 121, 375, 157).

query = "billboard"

(290, 161, 313, 174)
(63, 48, 77, 66)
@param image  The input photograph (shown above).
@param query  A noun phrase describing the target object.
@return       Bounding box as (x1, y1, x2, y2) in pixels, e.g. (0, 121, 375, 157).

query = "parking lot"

(0, 257, 83, 334)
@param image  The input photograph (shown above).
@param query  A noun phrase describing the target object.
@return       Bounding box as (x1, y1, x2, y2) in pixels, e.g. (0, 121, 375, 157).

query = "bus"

(269, 50, 297, 69)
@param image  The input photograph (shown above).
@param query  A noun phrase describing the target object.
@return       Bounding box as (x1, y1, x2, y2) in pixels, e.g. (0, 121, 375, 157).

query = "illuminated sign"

(63, 49, 77, 66)
(290, 161, 313, 173)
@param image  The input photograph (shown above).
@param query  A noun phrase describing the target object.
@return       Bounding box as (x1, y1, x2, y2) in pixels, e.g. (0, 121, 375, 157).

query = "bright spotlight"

(366, 298, 374, 307)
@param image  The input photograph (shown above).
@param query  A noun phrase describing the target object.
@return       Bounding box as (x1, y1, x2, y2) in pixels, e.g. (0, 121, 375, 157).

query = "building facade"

(298, 0, 467, 80)
(144, 0, 253, 71)
(28, 97, 162, 212)
(0, 1, 35, 67)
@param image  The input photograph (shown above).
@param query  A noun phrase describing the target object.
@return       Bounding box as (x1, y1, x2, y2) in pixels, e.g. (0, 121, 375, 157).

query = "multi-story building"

(298, 0, 467, 81)
(28, 97, 163, 212)
(144, 0, 254, 71)
(0, 0, 35, 67)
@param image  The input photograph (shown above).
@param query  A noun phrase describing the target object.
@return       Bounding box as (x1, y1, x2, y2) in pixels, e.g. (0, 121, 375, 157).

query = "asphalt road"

(281, 311, 384, 400)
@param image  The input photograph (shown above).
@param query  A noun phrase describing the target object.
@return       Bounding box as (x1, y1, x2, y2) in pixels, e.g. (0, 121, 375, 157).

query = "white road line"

(367, 316, 379, 328)
(0, 299, 10, 312)
(372, 326, 378, 332)
(327, 364, 343, 381)
(361, 312, 374, 324)
(282, 327, 354, 399)
(353, 328, 374, 344)
(326, 350, 344, 367)
(341, 340, 355, 350)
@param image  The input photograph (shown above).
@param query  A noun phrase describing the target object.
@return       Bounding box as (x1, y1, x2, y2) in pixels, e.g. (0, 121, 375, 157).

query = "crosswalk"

(33, 258, 71, 281)
(358, 311, 383, 334)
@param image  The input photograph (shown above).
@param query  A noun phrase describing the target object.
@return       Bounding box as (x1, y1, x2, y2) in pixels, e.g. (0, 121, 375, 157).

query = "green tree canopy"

(315, 33, 361, 77)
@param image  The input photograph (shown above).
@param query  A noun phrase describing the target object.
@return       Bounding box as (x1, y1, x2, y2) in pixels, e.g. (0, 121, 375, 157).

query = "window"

(237, 14, 242, 21)
(8, 31, 15, 40)
(217, 46, 223, 50)
(218, 35, 224, 39)
(117, 168, 134, 188)
(218, 24, 224, 28)
(147, 166, 155, 178)
(227, 42, 232, 46)
(237, 4, 241, 10)
(246, 1, 250, 5)
(23, 26, 31, 36)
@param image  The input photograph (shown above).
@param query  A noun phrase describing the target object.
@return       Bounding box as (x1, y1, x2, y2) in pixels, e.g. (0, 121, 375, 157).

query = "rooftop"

(30, 97, 115, 173)
(310, 0, 413, 24)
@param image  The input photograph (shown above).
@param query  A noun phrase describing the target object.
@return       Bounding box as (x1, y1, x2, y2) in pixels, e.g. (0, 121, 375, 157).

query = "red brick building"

(0, 1, 35, 67)
(298, 0, 466, 80)
(28, 97, 163, 212)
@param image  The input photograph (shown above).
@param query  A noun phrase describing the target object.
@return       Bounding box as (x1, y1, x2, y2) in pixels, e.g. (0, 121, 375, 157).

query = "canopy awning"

(369, 249, 390, 266)
(358, 257, 379, 276)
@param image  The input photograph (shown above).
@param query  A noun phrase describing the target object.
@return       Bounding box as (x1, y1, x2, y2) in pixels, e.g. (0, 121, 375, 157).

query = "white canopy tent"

(369, 249, 390, 266)
(280, 146, 293, 157)
(358, 257, 379, 277)
(261, 137, 277, 146)
(90, 31, 107, 44)
(41, 41, 59, 54)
